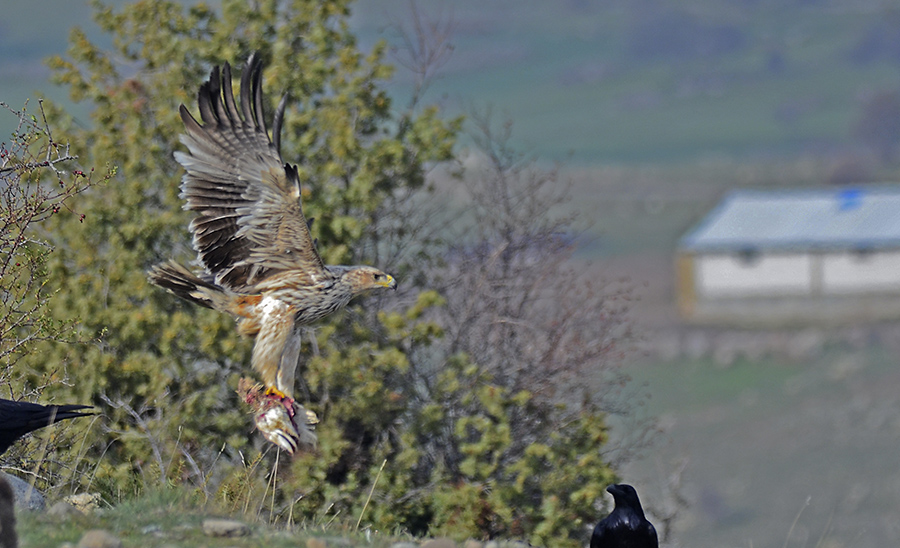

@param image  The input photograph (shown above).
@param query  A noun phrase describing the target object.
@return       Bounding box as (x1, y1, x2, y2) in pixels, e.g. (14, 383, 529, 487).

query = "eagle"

(149, 52, 397, 453)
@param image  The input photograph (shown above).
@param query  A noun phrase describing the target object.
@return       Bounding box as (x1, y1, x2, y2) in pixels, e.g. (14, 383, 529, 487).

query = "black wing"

(591, 510, 659, 548)
(0, 399, 93, 455)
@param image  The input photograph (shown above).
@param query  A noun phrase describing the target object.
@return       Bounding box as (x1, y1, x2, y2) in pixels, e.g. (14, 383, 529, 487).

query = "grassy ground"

(19, 487, 408, 547)
(17, 341, 898, 548)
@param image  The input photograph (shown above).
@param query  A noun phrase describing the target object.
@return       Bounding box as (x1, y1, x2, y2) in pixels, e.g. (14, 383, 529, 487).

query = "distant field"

(615, 346, 900, 548)
(353, 0, 900, 164)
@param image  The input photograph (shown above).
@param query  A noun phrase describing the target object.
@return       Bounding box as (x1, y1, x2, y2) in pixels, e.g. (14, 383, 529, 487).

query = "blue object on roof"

(679, 186, 900, 252)
(837, 188, 863, 211)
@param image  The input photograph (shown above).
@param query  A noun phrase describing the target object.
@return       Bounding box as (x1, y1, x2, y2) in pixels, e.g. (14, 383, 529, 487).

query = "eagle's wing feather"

(176, 53, 325, 289)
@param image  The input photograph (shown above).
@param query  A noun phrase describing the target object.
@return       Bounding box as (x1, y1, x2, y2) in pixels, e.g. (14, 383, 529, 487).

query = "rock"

(140, 523, 162, 535)
(1, 472, 45, 511)
(421, 539, 458, 548)
(463, 540, 484, 548)
(201, 518, 250, 537)
(390, 543, 419, 548)
(76, 529, 122, 548)
(65, 492, 102, 513)
(307, 537, 353, 547)
(47, 500, 83, 518)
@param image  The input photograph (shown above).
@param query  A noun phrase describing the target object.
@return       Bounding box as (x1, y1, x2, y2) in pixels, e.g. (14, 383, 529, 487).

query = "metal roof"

(679, 185, 900, 252)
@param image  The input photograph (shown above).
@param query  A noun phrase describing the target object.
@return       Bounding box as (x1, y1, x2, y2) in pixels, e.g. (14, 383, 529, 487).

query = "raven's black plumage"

(591, 484, 658, 548)
(0, 399, 93, 455)
(0, 474, 16, 548)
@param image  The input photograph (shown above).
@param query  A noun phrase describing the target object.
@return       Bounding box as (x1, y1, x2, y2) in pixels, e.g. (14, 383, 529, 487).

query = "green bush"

(19, 1, 631, 545)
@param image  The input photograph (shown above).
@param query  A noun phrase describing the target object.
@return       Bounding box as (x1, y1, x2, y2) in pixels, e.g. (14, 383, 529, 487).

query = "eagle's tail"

(148, 261, 230, 310)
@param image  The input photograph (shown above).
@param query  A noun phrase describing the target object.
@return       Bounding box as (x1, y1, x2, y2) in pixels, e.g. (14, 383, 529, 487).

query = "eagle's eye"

(373, 273, 385, 281)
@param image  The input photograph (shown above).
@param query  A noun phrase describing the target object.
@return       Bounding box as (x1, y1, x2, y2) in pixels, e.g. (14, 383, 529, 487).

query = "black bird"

(0, 398, 93, 456)
(591, 483, 658, 548)
(0, 474, 16, 548)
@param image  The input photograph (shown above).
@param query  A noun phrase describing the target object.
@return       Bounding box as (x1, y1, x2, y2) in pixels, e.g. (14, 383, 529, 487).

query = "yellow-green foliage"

(21, 1, 620, 545)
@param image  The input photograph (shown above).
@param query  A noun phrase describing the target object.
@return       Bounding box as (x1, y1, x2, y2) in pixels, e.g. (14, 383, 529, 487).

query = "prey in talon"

(238, 378, 318, 454)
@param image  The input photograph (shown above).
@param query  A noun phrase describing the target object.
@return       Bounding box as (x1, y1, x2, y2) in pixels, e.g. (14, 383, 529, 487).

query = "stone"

(46, 500, 83, 518)
(307, 537, 354, 547)
(65, 492, 102, 513)
(140, 523, 162, 535)
(421, 539, 458, 548)
(76, 529, 122, 548)
(1, 472, 45, 511)
(201, 518, 250, 537)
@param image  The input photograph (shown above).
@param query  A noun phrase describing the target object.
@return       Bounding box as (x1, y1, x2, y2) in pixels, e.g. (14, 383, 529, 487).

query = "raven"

(0, 398, 93, 456)
(0, 475, 16, 548)
(591, 483, 658, 548)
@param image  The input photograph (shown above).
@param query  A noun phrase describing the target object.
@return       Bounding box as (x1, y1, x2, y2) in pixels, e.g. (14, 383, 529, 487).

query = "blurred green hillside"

(5, 0, 900, 165)
(351, 0, 900, 164)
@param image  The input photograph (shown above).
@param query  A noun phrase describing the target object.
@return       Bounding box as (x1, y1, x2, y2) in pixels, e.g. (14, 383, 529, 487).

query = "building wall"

(821, 250, 900, 293)
(679, 248, 900, 324)
(696, 253, 813, 297)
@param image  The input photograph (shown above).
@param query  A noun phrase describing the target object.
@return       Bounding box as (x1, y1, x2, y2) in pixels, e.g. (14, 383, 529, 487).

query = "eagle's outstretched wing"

(174, 52, 326, 290)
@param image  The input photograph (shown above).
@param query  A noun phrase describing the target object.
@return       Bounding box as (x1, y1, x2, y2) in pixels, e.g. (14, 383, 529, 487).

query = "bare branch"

(389, 0, 456, 108)
(0, 99, 101, 404)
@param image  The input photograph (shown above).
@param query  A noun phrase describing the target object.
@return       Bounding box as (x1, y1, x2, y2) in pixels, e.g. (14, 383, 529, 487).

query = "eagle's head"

(338, 265, 397, 295)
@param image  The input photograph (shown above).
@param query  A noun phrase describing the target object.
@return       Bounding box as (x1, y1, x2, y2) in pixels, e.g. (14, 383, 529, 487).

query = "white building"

(676, 186, 900, 325)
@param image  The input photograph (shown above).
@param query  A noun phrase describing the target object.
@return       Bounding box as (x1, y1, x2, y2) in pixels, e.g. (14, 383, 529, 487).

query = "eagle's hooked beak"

(379, 274, 398, 290)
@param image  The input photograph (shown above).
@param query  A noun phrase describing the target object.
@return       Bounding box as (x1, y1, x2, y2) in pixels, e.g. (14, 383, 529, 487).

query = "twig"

(270, 449, 279, 523)
(26, 406, 58, 504)
(356, 459, 387, 531)
(287, 494, 303, 530)
(782, 496, 811, 548)
(164, 425, 184, 483)
(65, 413, 102, 493)
(813, 507, 835, 548)
(258, 447, 280, 522)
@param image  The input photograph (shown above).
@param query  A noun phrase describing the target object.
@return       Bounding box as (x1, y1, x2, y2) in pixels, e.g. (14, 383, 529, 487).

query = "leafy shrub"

(22, 1, 636, 545)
